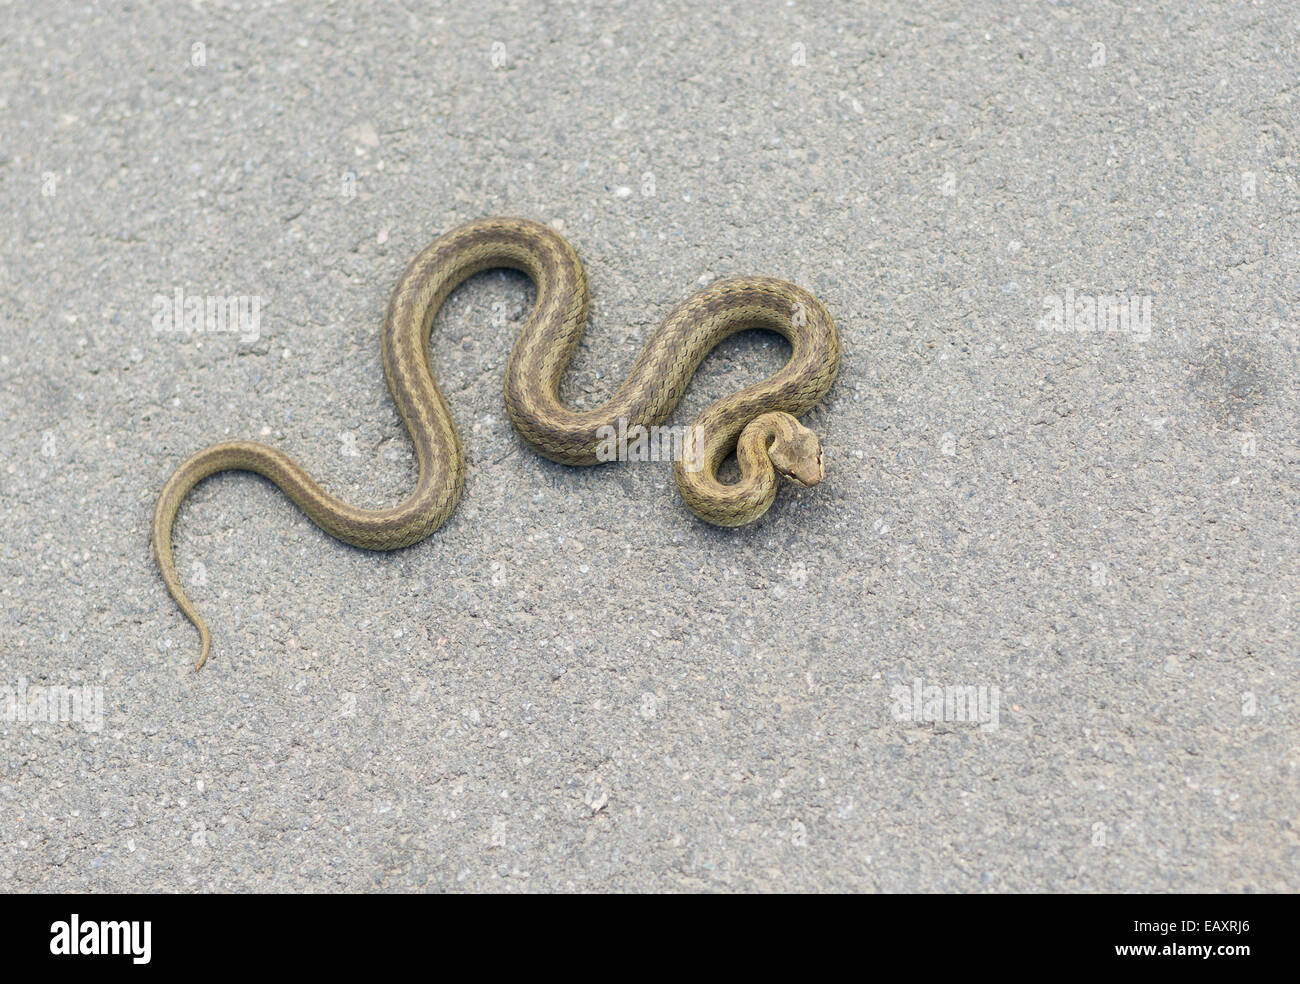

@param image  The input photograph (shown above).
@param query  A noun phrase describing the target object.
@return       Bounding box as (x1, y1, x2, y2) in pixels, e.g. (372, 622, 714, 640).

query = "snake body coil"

(153, 218, 840, 668)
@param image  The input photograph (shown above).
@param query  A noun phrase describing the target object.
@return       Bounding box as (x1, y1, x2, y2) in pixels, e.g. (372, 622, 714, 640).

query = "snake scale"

(153, 217, 841, 669)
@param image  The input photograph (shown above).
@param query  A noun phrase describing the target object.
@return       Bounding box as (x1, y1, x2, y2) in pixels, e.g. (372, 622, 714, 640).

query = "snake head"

(768, 418, 824, 488)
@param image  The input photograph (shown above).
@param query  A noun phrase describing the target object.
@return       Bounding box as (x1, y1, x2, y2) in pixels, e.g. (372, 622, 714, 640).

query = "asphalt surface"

(0, 1, 1296, 892)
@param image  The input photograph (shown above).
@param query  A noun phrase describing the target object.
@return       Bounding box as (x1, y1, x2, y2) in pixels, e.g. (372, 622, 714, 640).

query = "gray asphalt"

(1, 1, 1296, 892)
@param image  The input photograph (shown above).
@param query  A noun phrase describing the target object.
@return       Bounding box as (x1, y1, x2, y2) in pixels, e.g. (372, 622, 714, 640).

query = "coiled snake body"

(153, 218, 840, 668)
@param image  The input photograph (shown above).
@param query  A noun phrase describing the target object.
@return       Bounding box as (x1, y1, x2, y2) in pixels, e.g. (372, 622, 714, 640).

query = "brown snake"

(153, 217, 841, 668)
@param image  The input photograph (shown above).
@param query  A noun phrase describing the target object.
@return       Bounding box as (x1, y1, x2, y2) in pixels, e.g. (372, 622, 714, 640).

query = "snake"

(153, 217, 840, 669)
